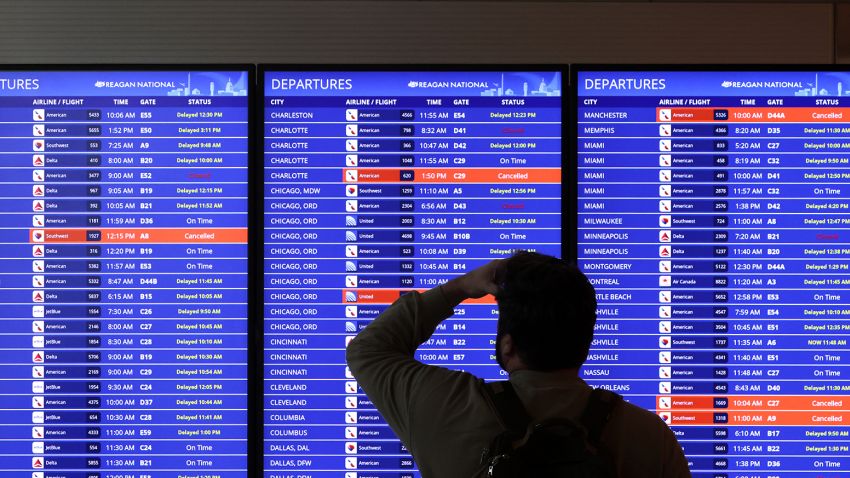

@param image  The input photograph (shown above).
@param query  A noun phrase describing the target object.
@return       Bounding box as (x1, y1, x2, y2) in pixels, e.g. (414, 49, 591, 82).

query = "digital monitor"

(575, 67, 850, 476)
(0, 68, 251, 476)
(262, 67, 564, 476)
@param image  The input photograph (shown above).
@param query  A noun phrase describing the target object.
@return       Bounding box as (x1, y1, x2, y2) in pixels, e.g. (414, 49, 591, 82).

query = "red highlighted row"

(657, 107, 850, 123)
(342, 168, 560, 184)
(30, 228, 247, 243)
(661, 411, 849, 426)
(342, 289, 495, 304)
(657, 395, 847, 411)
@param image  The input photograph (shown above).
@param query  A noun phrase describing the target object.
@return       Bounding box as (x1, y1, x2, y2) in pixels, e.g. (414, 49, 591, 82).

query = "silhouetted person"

(347, 251, 690, 477)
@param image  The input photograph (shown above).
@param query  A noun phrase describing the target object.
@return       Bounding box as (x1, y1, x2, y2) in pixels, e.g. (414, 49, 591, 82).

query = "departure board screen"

(263, 69, 563, 476)
(0, 69, 250, 477)
(576, 69, 850, 477)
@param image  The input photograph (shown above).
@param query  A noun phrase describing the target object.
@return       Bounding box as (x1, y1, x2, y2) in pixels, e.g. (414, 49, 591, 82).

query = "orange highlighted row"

(342, 289, 496, 304)
(30, 228, 247, 243)
(657, 395, 848, 411)
(657, 107, 850, 123)
(662, 411, 850, 426)
(343, 168, 560, 184)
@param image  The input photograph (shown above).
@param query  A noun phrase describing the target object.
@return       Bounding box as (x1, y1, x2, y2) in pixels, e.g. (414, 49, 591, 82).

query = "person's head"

(494, 251, 597, 373)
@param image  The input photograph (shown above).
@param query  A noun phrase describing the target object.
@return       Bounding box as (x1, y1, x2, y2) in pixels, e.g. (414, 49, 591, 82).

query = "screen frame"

(257, 64, 567, 476)
(0, 63, 258, 477)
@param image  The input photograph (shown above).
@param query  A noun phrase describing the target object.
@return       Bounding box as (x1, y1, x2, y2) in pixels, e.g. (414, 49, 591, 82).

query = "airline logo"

(33, 290, 45, 303)
(346, 185, 358, 197)
(659, 351, 671, 364)
(346, 109, 358, 121)
(345, 246, 358, 258)
(32, 185, 45, 197)
(659, 140, 671, 152)
(32, 321, 44, 333)
(32, 411, 44, 424)
(658, 275, 671, 287)
(31, 426, 44, 439)
(32, 336, 44, 348)
(658, 200, 671, 212)
(345, 411, 357, 423)
(658, 366, 671, 379)
(345, 306, 358, 318)
(659, 246, 670, 258)
(345, 396, 358, 408)
(659, 109, 671, 121)
(346, 154, 358, 167)
(345, 335, 355, 347)
(345, 456, 357, 469)
(345, 381, 358, 393)
(32, 305, 44, 317)
(659, 154, 671, 167)
(659, 215, 671, 227)
(32, 170, 44, 181)
(32, 230, 44, 243)
(659, 381, 671, 394)
(32, 381, 44, 394)
(32, 351, 44, 363)
(33, 200, 44, 212)
(32, 457, 44, 469)
(345, 366, 354, 379)
(659, 336, 671, 348)
(31, 441, 44, 454)
(345, 426, 357, 439)
(659, 185, 671, 197)
(658, 231, 671, 243)
(32, 366, 44, 378)
(33, 245, 44, 257)
(658, 412, 671, 424)
(346, 124, 358, 137)
(658, 396, 672, 409)
(346, 139, 358, 152)
(32, 215, 45, 227)
(33, 275, 44, 287)
(345, 200, 358, 212)
(658, 261, 671, 273)
(345, 441, 357, 454)
(345, 275, 357, 288)
(33, 109, 45, 121)
(659, 170, 671, 182)
(33, 140, 44, 152)
(32, 396, 44, 408)
(33, 124, 45, 137)
(658, 321, 671, 333)
(344, 169, 358, 182)
(658, 291, 671, 303)
(658, 124, 671, 137)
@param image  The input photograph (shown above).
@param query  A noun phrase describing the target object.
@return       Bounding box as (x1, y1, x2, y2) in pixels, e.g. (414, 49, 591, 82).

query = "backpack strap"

(482, 380, 531, 437)
(580, 388, 622, 448)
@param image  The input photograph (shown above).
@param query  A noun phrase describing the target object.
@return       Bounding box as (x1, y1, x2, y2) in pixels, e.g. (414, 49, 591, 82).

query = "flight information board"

(576, 69, 850, 477)
(262, 69, 563, 476)
(0, 69, 250, 477)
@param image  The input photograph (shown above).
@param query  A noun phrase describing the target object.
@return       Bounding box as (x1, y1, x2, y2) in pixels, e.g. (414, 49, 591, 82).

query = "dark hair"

(495, 251, 597, 371)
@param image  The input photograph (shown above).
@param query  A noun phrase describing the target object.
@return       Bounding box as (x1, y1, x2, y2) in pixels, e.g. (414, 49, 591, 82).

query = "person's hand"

(441, 259, 504, 306)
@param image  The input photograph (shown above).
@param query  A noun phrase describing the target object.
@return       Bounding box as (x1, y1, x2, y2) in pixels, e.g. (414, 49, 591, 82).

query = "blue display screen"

(262, 70, 563, 476)
(0, 70, 250, 477)
(577, 70, 850, 477)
